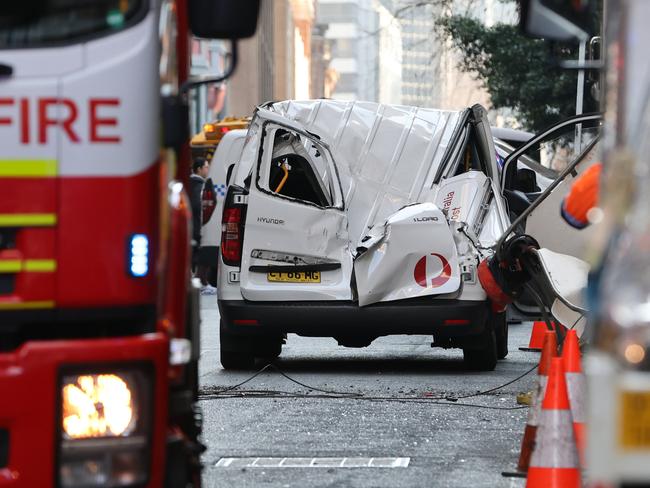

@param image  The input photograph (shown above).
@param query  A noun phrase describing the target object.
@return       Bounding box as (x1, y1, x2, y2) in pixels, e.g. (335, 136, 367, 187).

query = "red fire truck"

(0, 1, 258, 486)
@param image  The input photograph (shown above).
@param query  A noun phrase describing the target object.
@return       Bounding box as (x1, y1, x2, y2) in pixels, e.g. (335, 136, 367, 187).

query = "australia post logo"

(0, 97, 121, 144)
(414, 253, 452, 288)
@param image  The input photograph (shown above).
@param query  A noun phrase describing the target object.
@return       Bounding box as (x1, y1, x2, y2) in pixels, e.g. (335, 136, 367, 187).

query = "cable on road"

(198, 362, 533, 411)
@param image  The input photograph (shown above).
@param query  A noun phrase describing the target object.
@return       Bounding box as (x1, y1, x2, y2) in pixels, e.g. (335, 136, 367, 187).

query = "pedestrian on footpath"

(189, 158, 217, 295)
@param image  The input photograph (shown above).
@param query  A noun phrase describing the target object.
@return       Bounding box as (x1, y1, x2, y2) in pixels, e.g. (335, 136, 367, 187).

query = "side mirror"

(188, 0, 260, 40)
(515, 168, 539, 193)
(162, 95, 189, 149)
(519, 0, 594, 42)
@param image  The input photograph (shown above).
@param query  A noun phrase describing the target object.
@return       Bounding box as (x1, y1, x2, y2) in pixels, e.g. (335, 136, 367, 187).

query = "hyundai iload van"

(216, 99, 601, 371)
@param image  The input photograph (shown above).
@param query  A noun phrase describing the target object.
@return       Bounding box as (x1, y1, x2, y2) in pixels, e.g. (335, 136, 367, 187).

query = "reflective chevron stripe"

(0, 214, 57, 227)
(0, 260, 21, 273)
(23, 260, 57, 272)
(0, 301, 55, 310)
(0, 159, 57, 177)
(0, 259, 57, 273)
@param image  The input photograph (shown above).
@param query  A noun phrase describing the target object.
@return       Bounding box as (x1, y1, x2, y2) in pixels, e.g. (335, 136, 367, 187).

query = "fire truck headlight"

(59, 369, 152, 487)
(62, 373, 137, 439)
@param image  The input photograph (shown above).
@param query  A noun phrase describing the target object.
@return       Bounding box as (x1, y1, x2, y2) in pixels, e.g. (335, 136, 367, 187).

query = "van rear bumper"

(219, 298, 489, 341)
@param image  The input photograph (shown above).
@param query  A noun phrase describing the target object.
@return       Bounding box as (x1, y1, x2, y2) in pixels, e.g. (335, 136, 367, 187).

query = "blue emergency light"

(129, 234, 149, 277)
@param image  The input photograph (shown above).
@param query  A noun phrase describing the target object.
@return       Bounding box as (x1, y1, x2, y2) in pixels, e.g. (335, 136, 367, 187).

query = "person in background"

(561, 162, 602, 229)
(189, 158, 217, 295)
(560, 161, 603, 345)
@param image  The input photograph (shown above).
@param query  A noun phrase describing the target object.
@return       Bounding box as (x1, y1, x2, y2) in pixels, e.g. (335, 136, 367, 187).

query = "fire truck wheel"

(462, 328, 498, 371)
(493, 311, 508, 359)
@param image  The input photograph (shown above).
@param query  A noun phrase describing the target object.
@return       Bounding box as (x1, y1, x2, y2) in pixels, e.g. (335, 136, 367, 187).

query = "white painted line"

(214, 458, 234, 467)
(214, 457, 411, 468)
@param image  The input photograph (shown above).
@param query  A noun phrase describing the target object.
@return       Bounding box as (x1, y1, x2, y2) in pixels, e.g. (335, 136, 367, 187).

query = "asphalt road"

(199, 294, 537, 487)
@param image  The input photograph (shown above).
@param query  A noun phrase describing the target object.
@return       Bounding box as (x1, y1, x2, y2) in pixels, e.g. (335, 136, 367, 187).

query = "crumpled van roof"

(262, 99, 466, 245)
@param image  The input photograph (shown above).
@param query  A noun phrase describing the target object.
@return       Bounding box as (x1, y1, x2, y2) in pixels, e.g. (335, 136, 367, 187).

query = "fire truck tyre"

(463, 328, 498, 371)
(164, 434, 197, 488)
(493, 311, 508, 359)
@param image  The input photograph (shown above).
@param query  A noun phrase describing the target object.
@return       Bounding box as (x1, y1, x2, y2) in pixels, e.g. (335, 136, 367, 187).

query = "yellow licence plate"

(267, 271, 321, 283)
(620, 391, 650, 449)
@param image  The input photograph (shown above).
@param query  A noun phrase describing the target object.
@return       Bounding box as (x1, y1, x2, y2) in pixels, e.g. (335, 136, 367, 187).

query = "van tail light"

(221, 185, 248, 266)
(201, 178, 217, 225)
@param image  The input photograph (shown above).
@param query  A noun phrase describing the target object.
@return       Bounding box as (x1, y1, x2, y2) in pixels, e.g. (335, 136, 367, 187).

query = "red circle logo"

(414, 253, 452, 288)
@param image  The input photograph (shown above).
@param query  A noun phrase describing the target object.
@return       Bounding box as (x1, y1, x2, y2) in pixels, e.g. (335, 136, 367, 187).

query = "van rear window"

(0, 0, 146, 48)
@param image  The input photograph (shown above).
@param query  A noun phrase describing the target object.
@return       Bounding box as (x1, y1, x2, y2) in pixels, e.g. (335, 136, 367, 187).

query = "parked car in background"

(190, 116, 250, 162)
(491, 126, 534, 150)
(192, 119, 250, 285)
(216, 99, 601, 370)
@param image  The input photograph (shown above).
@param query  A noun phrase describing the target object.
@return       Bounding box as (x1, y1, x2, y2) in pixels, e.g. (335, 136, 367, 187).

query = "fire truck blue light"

(129, 234, 149, 277)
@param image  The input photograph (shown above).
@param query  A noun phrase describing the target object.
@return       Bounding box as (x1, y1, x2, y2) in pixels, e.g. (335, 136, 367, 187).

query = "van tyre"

(493, 311, 508, 359)
(220, 349, 255, 370)
(463, 328, 498, 371)
(220, 320, 255, 370)
(219, 320, 284, 369)
(256, 340, 283, 363)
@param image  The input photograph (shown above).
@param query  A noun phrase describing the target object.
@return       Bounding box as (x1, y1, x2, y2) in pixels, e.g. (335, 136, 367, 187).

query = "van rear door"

(239, 121, 352, 301)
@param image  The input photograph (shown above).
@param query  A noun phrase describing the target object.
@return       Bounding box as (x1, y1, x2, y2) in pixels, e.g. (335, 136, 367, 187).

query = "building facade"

(225, 0, 316, 117)
(316, 0, 401, 104)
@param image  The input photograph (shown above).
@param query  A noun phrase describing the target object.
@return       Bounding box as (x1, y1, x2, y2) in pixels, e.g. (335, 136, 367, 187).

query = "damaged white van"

(217, 99, 600, 371)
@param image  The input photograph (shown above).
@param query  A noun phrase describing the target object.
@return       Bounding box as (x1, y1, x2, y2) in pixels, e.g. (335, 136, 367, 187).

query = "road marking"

(214, 457, 410, 468)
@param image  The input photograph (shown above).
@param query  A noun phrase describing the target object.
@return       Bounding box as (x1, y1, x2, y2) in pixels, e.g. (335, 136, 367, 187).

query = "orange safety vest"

(561, 162, 602, 229)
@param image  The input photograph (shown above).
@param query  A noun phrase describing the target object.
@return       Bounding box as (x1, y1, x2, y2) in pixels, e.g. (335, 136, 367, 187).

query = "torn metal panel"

(236, 100, 503, 304)
(263, 100, 465, 246)
(354, 203, 460, 306)
(535, 248, 589, 337)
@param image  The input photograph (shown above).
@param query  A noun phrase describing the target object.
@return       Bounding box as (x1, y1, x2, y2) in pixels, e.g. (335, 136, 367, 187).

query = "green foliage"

(438, 15, 588, 132)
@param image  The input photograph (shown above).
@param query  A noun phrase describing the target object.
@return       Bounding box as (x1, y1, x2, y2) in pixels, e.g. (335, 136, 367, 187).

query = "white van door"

(498, 113, 602, 327)
(239, 122, 352, 301)
(500, 113, 602, 257)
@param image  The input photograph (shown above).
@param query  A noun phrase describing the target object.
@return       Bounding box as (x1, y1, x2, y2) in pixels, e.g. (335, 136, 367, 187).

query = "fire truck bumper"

(0, 333, 169, 488)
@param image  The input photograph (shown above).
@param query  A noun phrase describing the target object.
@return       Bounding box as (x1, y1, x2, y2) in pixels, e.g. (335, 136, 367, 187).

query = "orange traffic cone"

(562, 329, 586, 467)
(520, 320, 568, 351)
(526, 357, 581, 487)
(520, 321, 548, 351)
(517, 331, 558, 472)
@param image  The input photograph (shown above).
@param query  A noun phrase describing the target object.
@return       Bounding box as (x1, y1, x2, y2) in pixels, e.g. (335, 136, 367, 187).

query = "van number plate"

(267, 271, 321, 283)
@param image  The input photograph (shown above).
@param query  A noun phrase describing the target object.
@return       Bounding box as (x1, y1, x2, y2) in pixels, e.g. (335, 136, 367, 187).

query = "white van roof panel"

(264, 100, 464, 244)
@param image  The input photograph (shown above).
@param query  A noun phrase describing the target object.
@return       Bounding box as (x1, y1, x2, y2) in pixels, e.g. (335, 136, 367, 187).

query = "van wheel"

(256, 340, 283, 364)
(220, 350, 255, 370)
(219, 321, 255, 370)
(493, 312, 508, 359)
(463, 328, 498, 371)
